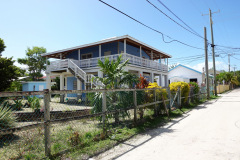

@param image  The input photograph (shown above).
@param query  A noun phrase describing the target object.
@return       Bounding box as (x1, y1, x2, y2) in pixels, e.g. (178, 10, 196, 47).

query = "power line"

(232, 56, 240, 61)
(155, 0, 204, 38)
(99, 0, 204, 50)
(215, 44, 240, 50)
(146, 0, 204, 39)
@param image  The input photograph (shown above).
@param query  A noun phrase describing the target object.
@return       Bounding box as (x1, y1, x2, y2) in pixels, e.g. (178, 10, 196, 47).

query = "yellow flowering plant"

(169, 81, 190, 103)
(145, 82, 168, 109)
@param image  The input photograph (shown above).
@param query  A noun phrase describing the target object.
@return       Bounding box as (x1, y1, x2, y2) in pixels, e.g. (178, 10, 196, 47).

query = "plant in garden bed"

(90, 54, 140, 124)
(169, 81, 190, 104)
(145, 82, 168, 116)
(27, 96, 41, 112)
(189, 82, 200, 102)
(0, 107, 16, 130)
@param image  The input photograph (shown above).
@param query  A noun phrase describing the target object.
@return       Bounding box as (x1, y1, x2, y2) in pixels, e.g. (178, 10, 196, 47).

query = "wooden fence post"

(102, 90, 107, 134)
(179, 87, 181, 107)
(44, 89, 51, 158)
(133, 90, 137, 124)
(167, 87, 171, 109)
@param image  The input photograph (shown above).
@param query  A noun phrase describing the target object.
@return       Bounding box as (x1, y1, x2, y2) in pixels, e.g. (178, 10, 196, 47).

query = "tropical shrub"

(189, 82, 200, 94)
(169, 81, 190, 102)
(0, 107, 16, 130)
(12, 98, 23, 111)
(136, 74, 149, 89)
(27, 96, 41, 111)
(144, 82, 168, 115)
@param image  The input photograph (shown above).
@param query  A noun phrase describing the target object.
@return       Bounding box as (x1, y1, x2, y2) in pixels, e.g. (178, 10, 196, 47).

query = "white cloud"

(14, 61, 28, 70)
(191, 61, 228, 72)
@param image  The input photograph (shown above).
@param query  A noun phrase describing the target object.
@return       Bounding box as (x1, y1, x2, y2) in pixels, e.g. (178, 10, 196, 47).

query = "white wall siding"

(168, 66, 202, 85)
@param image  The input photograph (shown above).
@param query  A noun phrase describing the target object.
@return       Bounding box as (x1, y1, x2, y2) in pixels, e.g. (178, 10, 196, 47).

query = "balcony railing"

(47, 53, 168, 72)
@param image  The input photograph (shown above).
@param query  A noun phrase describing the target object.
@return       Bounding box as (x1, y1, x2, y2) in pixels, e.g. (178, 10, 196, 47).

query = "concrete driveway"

(94, 88, 240, 160)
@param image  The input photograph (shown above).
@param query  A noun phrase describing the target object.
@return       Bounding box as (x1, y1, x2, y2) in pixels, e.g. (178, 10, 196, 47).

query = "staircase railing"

(68, 59, 105, 88)
(68, 59, 86, 81)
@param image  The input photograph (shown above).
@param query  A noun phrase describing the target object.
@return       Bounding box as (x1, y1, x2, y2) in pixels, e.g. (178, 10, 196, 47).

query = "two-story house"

(42, 35, 171, 98)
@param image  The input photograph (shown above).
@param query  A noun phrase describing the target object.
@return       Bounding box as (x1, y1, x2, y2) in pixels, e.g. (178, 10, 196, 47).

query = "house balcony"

(47, 53, 168, 73)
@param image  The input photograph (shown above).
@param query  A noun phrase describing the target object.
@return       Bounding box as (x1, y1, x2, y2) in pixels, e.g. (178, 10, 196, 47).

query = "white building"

(168, 64, 212, 86)
(41, 35, 172, 98)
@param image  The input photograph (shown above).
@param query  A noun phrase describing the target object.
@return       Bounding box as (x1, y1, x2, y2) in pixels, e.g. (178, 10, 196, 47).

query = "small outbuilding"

(168, 64, 213, 86)
(22, 81, 47, 92)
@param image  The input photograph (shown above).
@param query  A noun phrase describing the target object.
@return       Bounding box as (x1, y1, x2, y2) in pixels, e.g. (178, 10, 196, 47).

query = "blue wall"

(22, 82, 46, 92)
(67, 77, 77, 97)
(65, 41, 150, 60)
(67, 76, 86, 99)
(22, 82, 46, 98)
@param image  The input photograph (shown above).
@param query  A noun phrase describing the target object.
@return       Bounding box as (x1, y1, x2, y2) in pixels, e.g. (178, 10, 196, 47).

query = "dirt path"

(92, 89, 240, 160)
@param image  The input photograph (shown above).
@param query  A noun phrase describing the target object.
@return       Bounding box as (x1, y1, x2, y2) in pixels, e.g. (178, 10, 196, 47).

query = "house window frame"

(81, 53, 93, 59)
(104, 51, 111, 56)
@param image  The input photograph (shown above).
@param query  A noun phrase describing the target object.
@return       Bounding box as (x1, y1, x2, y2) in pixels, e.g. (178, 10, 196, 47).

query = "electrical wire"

(146, 0, 204, 39)
(99, 0, 205, 50)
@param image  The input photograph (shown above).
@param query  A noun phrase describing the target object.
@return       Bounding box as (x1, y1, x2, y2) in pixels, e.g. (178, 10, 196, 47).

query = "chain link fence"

(0, 87, 207, 159)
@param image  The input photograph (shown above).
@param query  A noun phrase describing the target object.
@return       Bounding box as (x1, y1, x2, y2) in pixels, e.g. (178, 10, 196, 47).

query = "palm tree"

(90, 54, 140, 123)
(93, 54, 129, 89)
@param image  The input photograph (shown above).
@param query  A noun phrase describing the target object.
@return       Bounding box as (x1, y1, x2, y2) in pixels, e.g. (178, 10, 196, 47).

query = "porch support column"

(164, 75, 168, 87)
(77, 79, 82, 100)
(159, 74, 162, 86)
(124, 39, 126, 53)
(78, 49, 81, 61)
(151, 51, 153, 60)
(60, 74, 65, 103)
(150, 72, 154, 83)
(99, 45, 101, 57)
(162, 75, 165, 87)
(60, 74, 64, 90)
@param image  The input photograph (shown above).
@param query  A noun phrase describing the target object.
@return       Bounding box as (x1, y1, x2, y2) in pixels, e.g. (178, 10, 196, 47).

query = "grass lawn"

(0, 96, 219, 160)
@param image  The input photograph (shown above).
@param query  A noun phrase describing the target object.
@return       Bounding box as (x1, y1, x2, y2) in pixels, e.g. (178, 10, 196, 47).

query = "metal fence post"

(102, 90, 107, 134)
(44, 89, 51, 157)
(133, 90, 137, 123)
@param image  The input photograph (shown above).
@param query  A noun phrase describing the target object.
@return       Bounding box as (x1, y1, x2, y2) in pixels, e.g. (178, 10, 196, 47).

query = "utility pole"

(203, 9, 219, 96)
(204, 27, 210, 99)
(209, 9, 217, 96)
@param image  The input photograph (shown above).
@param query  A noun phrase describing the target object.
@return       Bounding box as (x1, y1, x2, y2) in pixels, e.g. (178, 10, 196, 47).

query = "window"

(104, 51, 111, 56)
(39, 85, 44, 91)
(81, 53, 93, 59)
(190, 78, 198, 83)
(73, 80, 77, 90)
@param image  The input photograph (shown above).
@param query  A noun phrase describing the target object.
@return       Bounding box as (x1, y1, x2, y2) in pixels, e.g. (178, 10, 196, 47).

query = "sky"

(0, 0, 240, 72)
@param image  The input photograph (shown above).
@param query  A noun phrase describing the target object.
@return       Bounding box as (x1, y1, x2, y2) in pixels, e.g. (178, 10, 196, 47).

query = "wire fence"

(0, 87, 207, 159)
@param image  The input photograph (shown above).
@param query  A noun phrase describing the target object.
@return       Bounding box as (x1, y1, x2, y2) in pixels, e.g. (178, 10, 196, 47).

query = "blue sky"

(1, 0, 240, 72)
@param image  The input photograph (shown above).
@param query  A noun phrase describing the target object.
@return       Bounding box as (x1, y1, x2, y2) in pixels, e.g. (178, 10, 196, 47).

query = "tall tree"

(18, 47, 47, 81)
(0, 57, 23, 91)
(0, 38, 6, 56)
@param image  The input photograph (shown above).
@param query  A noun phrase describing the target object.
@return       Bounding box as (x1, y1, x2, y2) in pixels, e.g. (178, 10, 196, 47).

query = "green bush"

(27, 96, 41, 111)
(0, 107, 16, 130)
(189, 82, 200, 94)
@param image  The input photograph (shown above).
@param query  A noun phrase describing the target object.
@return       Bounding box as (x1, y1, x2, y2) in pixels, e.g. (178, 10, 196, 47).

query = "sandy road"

(93, 89, 240, 160)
